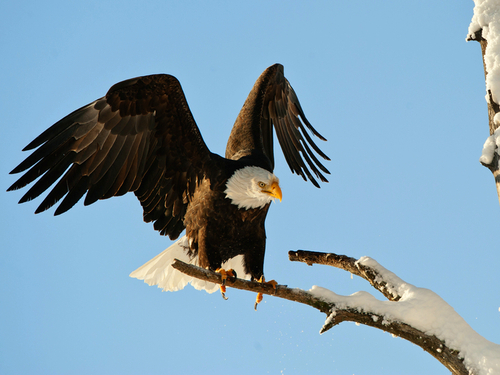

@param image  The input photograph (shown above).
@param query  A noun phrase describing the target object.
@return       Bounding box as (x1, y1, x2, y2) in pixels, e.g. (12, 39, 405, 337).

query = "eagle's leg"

(254, 275, 278, 310)
(215, 268, 236, 300)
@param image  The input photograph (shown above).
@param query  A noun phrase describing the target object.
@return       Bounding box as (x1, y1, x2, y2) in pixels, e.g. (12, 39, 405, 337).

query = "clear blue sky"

(1, 1, 497, 374)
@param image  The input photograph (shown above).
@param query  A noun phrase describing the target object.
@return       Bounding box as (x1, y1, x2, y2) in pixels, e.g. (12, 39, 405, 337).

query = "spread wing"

(225, 64, 330, 187)
(8, 74, 215, 239)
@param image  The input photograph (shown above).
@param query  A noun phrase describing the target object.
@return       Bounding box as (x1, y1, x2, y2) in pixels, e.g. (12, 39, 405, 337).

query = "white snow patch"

(309, 257, 500, 375)
(468, 1, 500, 104)
(480, 127, 500, 165)
(320, 310, 337, 333)
(494, 112, 500, 125)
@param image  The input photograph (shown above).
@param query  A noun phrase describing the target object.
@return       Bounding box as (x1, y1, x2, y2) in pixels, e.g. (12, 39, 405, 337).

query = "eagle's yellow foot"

(215, 268, 236, 300)
(254, 276, 278, 310)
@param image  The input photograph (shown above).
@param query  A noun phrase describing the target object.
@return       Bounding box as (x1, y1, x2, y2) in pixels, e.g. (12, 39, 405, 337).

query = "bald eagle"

(8, 64, 329, 302)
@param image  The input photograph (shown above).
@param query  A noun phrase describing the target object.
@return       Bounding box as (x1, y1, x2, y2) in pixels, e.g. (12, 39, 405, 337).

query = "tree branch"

(170, 258, 331, 313)
(171, 253, 472, 375)
(288, 250, 401, 301)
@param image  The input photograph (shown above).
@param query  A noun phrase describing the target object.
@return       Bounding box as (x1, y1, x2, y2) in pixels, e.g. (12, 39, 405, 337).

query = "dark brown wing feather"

(225, 64, 330, 187)
(8, 74, 215, 239)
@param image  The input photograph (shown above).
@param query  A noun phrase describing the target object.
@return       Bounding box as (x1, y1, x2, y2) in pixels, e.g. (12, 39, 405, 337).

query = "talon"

(254, 292, 263, 310)
(216, 268, 235, 300)
(267, 279, 278, 289)
(216, 268, 228, 285)
(220, 284, 228, 300)
(254, 275, 278, 310)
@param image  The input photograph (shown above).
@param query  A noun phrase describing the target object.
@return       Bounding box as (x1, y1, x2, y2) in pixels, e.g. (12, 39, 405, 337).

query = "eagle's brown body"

(184, 176, 270, 279)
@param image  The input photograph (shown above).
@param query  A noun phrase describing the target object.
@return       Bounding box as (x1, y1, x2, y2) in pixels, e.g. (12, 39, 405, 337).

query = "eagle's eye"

(258, 181, 266, 188)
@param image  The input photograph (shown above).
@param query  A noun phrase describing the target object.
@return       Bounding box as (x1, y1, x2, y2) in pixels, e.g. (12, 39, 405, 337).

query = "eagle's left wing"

(8, 74, 217, 239)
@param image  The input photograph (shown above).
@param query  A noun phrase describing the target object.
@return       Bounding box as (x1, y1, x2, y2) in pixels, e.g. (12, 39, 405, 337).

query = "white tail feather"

(129, 236, 220, 293)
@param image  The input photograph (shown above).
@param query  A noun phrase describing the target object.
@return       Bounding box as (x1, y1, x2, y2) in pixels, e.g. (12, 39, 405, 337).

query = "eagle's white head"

(224, 166, 282, 210)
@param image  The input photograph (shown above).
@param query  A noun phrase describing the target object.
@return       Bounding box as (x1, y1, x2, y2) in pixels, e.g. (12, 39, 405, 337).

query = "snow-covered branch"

(290, 251, 500, 375)
(172, 252, 500, 375)
(288, 250, 402, 301)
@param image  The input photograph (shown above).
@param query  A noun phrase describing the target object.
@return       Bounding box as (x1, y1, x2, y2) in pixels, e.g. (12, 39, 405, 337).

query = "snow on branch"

(467, 1, 500, 113)
(172, 251, 500, 375)
(467, 0, 500, 202)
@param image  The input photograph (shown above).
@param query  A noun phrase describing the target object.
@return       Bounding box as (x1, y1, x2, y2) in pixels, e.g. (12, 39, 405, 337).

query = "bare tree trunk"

(467, 29, 500, 203)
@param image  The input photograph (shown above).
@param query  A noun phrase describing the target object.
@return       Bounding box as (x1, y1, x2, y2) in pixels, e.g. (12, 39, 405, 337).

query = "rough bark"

(171, 251, 471, 375)
(467, 29, 500, 203)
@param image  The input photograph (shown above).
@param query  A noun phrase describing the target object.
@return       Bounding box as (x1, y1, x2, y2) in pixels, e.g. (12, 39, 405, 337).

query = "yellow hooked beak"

(263, 180, 282, 202)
